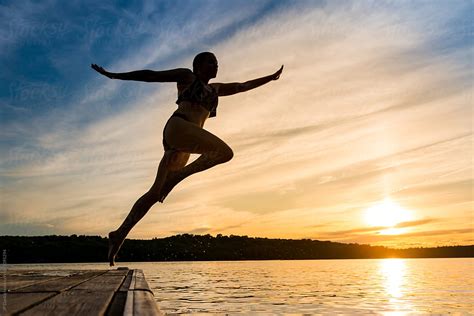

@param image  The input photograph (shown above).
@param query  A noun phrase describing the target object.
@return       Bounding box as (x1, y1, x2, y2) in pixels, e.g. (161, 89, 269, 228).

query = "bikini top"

(176, 77, 219, 118)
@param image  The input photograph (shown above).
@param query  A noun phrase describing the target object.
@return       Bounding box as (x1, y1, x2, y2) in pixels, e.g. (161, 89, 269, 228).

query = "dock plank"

(3, 292, 56, 315)
(106, 291, 128, 316)
(13, 271, 105, 292)
(107, 270, 133, 315)
(133, 290, 163, 316)
(21, 289, 115, 316)
(122, 270, 163, 316)
(3, 269, 81, 292)
(73, 274, 126, 292)
(2, 275, 61, 292)
(103, 269, 130, 276)
(133, 270, 153, 293)
(118, 270, 133, 292)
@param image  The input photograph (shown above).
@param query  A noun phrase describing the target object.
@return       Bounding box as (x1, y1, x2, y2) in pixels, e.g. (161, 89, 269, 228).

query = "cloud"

(317, 218, 437, 237)
(395, 218, 437, 228)
(0, 0, 57, 57)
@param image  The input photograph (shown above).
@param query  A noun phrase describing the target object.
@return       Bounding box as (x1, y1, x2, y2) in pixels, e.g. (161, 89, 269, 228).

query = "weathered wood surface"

(129, 290, 161, 316)
(21, 290, 116, 315)
(119, 269, 163, 316)
(2, 268, 162, 316)
(2, 292, 56, 314)
(2, 275, 62, 292)
(15, 271, 105, 292)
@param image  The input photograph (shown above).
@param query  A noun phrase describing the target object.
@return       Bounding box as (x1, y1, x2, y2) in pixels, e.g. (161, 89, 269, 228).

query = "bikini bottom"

(162, 112, 190, 151)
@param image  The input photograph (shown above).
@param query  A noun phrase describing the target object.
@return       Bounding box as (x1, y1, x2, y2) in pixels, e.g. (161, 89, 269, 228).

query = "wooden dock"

(1, 268, 163, 315)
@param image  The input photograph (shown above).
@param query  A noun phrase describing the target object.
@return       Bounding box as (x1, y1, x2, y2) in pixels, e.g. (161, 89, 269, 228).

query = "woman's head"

(193, 52, 218, 78)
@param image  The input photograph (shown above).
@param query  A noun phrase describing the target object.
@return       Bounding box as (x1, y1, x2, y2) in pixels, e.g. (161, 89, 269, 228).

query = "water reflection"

(8, 259, 473, 314)
(380, 259, 405, 299)
(379, 259, 413, 314)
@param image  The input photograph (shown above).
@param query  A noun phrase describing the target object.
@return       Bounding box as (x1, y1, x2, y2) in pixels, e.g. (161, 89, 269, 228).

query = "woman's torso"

(173, 76, 218, 127)
(173, 102, 208, 127)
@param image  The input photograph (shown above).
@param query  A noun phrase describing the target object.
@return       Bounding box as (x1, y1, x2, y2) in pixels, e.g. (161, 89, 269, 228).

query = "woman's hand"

(271, 65, 284, 80)
(91, 64, 114, 79)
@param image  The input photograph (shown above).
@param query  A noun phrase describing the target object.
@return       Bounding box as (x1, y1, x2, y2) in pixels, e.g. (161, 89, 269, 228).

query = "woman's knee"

(215, 144, 233, 163)
(224, 146, 234, 162)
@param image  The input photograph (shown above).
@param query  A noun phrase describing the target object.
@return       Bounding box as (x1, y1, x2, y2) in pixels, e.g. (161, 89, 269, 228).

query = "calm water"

(7, 258, 473, 315)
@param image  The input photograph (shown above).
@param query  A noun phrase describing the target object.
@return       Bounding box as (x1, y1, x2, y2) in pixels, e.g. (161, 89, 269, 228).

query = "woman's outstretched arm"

(91, 64, 193, 82)
(213, 65, 283, 96)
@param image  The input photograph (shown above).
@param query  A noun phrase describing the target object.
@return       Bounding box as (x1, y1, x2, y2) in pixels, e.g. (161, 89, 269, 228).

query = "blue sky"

(0, 0, 472, 247)
(1, 0, 294, 134)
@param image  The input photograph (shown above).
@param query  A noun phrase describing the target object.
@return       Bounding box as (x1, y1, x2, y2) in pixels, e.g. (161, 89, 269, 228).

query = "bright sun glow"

(365, 198, 412, 228)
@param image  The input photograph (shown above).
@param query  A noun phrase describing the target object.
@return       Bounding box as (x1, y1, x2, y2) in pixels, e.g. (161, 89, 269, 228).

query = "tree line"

(0, 234, 472, 263)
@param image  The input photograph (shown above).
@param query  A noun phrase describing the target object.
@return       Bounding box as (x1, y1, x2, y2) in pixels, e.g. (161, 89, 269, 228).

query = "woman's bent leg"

(159, 150, 232, 202)
(158, 118, 234, 202)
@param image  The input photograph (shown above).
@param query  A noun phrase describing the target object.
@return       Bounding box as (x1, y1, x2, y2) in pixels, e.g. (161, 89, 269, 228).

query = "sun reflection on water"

(380, 259, 406, 299)
(379, 259, 414, 315)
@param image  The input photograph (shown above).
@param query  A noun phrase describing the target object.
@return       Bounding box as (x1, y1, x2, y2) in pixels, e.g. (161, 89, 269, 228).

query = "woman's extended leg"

(107, 149, 186, 266)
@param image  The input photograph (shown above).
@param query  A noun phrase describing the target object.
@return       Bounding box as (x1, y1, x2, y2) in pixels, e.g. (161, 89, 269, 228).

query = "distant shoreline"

(5, 257, 474, 266)
(1, 234, 472, 264)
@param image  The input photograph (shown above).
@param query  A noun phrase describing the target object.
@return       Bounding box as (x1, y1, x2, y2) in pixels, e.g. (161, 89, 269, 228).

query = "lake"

(6, 258, 473, 315)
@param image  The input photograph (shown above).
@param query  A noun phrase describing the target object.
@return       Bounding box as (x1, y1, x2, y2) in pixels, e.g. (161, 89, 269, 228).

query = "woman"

(91, 52, 283, 266)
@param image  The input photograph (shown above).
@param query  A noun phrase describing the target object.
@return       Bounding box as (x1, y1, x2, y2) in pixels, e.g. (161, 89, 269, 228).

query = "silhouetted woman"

(91, 52, 283, 266)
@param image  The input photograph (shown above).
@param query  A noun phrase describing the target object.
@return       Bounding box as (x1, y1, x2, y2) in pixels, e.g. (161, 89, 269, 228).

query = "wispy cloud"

(323, 218, 438, 236)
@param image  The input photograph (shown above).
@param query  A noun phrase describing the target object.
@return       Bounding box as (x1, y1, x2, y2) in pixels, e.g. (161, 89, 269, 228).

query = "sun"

(364, 198, 412, 228)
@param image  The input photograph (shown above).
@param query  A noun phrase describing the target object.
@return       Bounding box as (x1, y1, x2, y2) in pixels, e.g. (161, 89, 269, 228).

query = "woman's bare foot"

(108, 230, 126, 266)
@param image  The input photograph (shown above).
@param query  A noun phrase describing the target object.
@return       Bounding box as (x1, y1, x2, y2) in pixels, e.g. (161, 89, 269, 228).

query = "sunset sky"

(0, 0, 472, 248)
